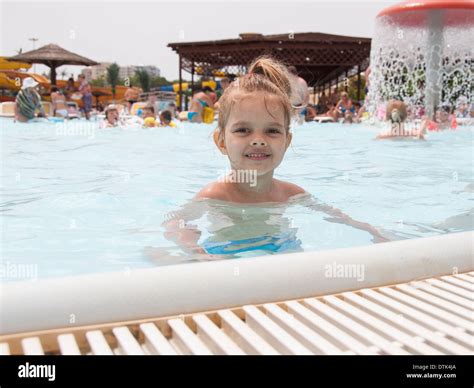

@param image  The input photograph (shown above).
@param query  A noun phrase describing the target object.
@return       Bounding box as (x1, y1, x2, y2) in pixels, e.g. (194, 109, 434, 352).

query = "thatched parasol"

(7, 44, 98, 85)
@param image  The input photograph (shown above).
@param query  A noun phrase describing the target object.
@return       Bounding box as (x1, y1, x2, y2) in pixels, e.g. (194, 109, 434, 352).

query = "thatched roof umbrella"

(7, 43, 98, 86)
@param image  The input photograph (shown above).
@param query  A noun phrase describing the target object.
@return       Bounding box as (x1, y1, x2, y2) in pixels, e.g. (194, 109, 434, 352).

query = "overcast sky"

(1, 0, 398, 80)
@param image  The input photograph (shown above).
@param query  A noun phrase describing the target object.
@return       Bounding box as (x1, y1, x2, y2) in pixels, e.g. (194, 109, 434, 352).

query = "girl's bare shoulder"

(194, 181, 230, 201)
(274, 179, 307, 199)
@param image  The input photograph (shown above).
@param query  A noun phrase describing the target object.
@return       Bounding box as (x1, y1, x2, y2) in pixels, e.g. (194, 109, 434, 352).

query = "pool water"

(1, 118, 472, 280)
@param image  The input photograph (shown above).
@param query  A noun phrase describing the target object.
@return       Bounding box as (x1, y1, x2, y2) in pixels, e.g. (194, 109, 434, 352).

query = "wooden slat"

(361, 289, 472, 351)
(323, 295, 440, 355)
(425, 279, 474, 300)
(21, 337, 44, 355)
(395, 284, 473, 321)
(410, 281, 472, 309)
(57, 334, 81, 355)
(168, 318, 212, 355)
(243, 305, 312, 355)
(343, 291, 470, 355)
(112, 327, 144, 355)
(440, 276, 474, 291)
(192, 314, 245, 355)
(0, 343, 10, 355)
(285, 300, 376, 355)
(263, 303, 342, 355)
(454, 274, 474, 284)
(218, 310, 278, 355)
(85, 330, 114, 355)
(379, 287, 473, 332)
(139, 323, 177, 355)
(304, 298, 408, 355)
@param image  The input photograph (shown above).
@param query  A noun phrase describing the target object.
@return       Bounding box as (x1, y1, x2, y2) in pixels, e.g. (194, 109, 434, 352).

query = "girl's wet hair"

(386, 99, 407, 122)
(216, 56, 294, 141)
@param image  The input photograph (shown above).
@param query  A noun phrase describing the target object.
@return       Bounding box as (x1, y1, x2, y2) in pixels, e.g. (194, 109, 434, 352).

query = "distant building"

(83, 62, 111, 81)
(138, 65, 161, 78)
(81, 68, 92, 82)
(120, 65, 161, 80)
(119, 66, 137, 81)
(84, 63, 161, 81)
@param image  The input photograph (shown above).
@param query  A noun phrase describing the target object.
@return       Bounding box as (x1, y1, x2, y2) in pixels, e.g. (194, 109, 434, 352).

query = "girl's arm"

(304, 196, 389, 243)
(145, 202, 208, 262)
(161, 201, 211, 255)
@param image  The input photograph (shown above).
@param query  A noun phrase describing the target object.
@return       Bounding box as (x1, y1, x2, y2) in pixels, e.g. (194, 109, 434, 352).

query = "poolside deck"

(2, 270, 472, 355)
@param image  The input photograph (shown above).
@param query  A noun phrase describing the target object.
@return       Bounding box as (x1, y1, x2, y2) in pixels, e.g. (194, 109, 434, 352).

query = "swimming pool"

(1, 118, 473, 280)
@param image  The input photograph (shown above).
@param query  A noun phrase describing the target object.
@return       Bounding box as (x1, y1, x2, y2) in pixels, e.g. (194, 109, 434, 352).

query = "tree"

(107, 63, 120, 99)
(343, 75, 367, 102)
(150, 76, 172, 88)
(135, 68, 150, 93)
(90, 77, 106, 87)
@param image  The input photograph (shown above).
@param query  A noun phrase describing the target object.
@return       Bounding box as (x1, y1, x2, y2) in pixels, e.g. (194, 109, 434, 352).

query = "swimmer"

(183, 87, 215, 123)
(342, 111, 354, 124)
(420, 105, 457, 131)
(100, 104, 122, 128)
(50, 86, 68, 118)
(337, 92, 355, 117)
(153, 57, 388, 260)
(376, 100, 425, 140)
(142, 104, 156, 120)
(288, 65, 309, 124)
(159, 110, 176, 127)
(197, 57, 305, 204)
(14, 77, 46, 122)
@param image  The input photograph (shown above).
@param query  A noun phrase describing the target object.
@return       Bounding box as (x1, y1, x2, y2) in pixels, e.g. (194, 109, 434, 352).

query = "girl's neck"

(231, 170, 275, 199)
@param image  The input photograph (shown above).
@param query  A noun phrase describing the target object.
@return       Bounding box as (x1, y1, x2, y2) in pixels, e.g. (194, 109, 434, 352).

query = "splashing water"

(367, 7, 474, 120)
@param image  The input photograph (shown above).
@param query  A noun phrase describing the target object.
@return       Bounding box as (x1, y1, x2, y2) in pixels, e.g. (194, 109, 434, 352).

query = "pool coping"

(1, 231, 472, 336)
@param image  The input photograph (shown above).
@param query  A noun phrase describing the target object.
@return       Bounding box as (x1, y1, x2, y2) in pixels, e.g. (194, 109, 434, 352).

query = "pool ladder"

(1, 271, 472, 355)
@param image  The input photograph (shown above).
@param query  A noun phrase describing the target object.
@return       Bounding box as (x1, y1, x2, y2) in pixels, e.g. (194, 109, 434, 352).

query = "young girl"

(197, 57, 304, 203)
(150, 57, 387, 261)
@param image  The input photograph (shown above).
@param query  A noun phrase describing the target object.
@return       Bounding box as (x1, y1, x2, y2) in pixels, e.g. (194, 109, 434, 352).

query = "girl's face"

(215, 91, 291, 176)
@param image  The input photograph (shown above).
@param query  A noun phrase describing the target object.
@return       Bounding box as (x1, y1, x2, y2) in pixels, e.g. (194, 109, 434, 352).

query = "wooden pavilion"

(168, 32, 371, 106)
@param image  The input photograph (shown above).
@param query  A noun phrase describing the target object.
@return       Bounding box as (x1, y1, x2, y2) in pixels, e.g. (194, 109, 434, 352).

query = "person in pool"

(154, 56, 388, 260)
(197, 57, 303, 203)
(100, 104, 122, 128)
(337, 92, 355, 118)
(159, 110, 176, 127)
(287, 65, 309, 124)
(14, 77, 46, 122)
(376, 100, 424, 140)
(185, 86, 215, 123)
(50, 86, 68, 118)
(77, 74, 92, 120)
(420, 105, 457, 132)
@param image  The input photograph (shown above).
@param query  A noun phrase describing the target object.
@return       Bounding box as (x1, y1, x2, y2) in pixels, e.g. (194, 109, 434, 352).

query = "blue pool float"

(47, 117, 64, 123)
(202, 234, 301, 255)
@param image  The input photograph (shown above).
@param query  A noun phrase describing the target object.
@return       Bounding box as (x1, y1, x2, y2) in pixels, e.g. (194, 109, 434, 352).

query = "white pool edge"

(1, 231, 472, 335)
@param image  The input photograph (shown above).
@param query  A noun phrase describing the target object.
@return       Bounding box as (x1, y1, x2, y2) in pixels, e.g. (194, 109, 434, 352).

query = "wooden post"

(50, 64, 57, 86)
(191, 61, 195, 98)
(357, 65, 361, 102)
(178, 54, 183, 111)
(345, 70, 349, 92)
